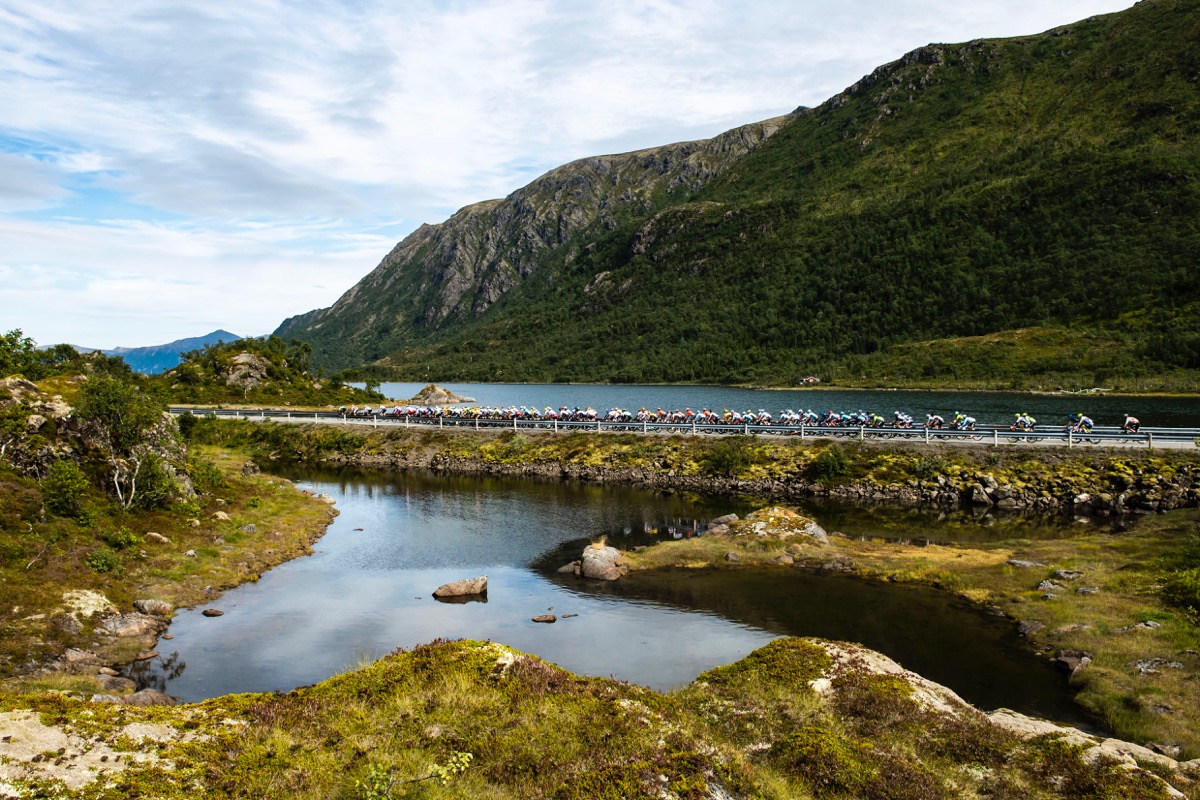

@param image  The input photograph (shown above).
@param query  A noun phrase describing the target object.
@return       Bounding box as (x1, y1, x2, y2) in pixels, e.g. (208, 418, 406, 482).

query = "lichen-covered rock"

(433, 576, 489, 597)
(98, 613, 168, 638)
(581, 545, 626, 580)
(133, 599, 173, 616)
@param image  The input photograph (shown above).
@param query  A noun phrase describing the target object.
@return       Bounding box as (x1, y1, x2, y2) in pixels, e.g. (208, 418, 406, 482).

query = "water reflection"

(131, 468, 1090, 726)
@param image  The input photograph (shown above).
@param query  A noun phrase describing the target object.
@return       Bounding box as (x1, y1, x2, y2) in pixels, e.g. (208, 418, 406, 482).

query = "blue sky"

(0, 0, 1135, 348)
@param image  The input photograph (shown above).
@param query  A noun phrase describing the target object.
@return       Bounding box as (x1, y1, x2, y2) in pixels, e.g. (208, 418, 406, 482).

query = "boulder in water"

(408, 383, 475, 405)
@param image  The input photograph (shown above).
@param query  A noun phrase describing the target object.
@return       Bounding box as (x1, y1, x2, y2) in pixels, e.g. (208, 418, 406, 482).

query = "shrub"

(188, 455, 227, 493)
(1163, 567, 1200, 614)
(101, 526, 139, 550)
(130, 452, 177, 510)
(85, 547, 121, 574)
(811, 444, 851, 481)
(176, 410, 198, 441)
(700, 437, 752, 477)
(43, 460, 91, 520)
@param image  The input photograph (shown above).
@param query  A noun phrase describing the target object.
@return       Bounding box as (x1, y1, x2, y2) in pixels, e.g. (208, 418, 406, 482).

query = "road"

(172, 407, 1200, 450)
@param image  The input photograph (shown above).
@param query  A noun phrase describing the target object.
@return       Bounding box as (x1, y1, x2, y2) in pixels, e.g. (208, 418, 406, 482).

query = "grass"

(1, 637, 1190, 799)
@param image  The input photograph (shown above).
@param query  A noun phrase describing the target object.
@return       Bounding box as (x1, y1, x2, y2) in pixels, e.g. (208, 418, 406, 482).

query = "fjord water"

(372, 382, 1200, 428)
(137, 469, 1087, 724)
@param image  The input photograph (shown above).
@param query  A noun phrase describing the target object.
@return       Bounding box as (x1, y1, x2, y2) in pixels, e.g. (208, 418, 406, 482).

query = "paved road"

(174, 407, 1200, 450)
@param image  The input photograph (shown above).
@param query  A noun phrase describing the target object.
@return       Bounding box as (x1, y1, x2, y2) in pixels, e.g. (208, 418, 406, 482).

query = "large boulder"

(98, 613, 169, 638)
(408, 384, 475, 405)
(433, 576, 488, 598)
(581, 545, 627, 581)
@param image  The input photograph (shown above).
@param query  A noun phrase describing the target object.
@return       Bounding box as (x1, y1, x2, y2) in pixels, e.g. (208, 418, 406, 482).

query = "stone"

(1017, 620, 1045, 636)
(1128, 658, 1184, 675)
(239, 524, 257, 533)
(184, 550, 197, 557)
(188, 519, 201, 527)
(98, 675, 137, 693)
(799, 521, 829, 544)
(724, 552, 740, 563)
(212, 511, 231, 521)
(97, 667, 119, 677)
(1076, 587, 1099, 596)
(969, 484, 992, 506)
(144, 532, 169, 544)
(711, 514, 739, 526)
(133, 599, 173, 616)
(135, 650, 158, 661)
(1053, 649, 1093, 677)
(556, 561, 581, 576)
(62, 590, 116, 618)
(1054, 569, 1085, 580)
(201, 609, 224, 617)
(242, 461, 261, 475)
(98, 613, 168, 638)
(124, 689, 175, 706)
(705, 523, 729, 536)
(773, 554, 795, 565)
(531, 615, 557, 623)
(1006, 559, 1044, 569)
(1150, 743, 1184, 759)
(581, 545, 626, 581)
(433, 576, 488, 598)
(1037, 580, 1065, 593)
(317, 493, 336, 504)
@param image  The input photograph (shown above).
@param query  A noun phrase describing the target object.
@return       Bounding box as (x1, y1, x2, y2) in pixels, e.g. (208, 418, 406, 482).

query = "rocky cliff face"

(275, 114, 793, 366)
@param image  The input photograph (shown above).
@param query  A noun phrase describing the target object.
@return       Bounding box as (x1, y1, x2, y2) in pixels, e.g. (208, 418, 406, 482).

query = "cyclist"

(925, 413, 944, 430)
(1122, 414, 1141, 433)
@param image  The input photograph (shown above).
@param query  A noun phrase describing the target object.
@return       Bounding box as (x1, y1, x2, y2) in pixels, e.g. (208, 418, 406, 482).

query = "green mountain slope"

(278, 0, 1200, 389)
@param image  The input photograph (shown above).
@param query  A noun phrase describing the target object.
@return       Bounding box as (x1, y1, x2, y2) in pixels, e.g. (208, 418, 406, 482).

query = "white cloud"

(0, 0, 1137, 346)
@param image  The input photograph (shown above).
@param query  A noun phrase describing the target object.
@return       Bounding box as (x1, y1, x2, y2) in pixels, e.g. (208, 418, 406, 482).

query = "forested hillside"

(279, 0, 1200, 389)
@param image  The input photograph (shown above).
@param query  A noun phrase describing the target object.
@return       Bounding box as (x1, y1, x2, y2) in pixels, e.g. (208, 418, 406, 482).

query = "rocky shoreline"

(319, 449, 1200, 519)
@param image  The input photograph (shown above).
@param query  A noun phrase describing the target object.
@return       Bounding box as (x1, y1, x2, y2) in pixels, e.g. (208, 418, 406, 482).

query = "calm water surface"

(135, 469, 1089, 725)
(368, 382, 1200, 428)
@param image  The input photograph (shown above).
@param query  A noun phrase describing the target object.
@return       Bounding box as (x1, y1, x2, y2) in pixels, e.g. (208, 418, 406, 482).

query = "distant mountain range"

(275, 0, 1200, 389)
(69, 330, 242, 374)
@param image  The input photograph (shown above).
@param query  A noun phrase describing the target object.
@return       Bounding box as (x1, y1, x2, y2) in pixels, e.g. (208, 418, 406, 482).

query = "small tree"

(43, 459, 92, 520)
(76, 374, 169, 509)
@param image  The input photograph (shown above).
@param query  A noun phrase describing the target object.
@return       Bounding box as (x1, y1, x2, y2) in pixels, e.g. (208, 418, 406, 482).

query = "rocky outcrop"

(223, 352, 270, 391)
(408, 384, 475, 405)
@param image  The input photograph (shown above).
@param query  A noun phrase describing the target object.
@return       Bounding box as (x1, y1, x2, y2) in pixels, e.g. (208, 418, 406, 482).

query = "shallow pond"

(132, 469, 1091, 725)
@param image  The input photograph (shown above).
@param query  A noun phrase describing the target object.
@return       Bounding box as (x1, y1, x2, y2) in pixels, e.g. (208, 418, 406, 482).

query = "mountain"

(277, 0, 1200, 389)
(101, 330, 242, 374)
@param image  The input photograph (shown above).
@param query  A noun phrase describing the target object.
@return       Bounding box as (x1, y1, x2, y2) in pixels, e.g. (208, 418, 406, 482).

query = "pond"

(131, 468, 1092, 726)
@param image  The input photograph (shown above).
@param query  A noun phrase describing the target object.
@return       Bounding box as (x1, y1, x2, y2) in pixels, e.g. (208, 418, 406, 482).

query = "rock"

(1150, 743, 1184, 759)
(184, 550, 197, 557)
(51, 613, 82, 634)
(1006, 559, 1044, 569)
(97, 667, 119, 677)
(144, 532, 169, 544)
(124, 689, 175, 706)
(581, 545, 626, 581)
(133, 599, 173, 616)
(711, 514, 739, 526)
(433, 576, 488, 598)
(1053, 649, 1093, 677)
(98, 613, 168, 638)
(773, 554, 795, 565)
(317, 493, 336, 504)
(135, 650, 158, 661)
(239, 524, 257, 533)
(724, 552, 740, 563)
(408, 384, 476, 405)
(188, 518, 201, 527)
(969, 484, 992, 506)
(1076, 586, 1099, 595)
(1017, 620, 1045, 636)
(24, 413, 47, 433)
(561, 613, 579, 619)
(556, 561, 582, 576)
(531, 614, 557, 623)
(979, 474, 999, 491)
(1117, 620, 1162, 633)
(90, 694, 125, 705)
(212, 511, 231, 521)
(705, 523, 730, 536)
(62, 590, 116, 618)
(242, 461, 261, 475)
(799, 520, 829, 544)
(1054, 569, 1085, 580)
(1128, 658, 1184, 675)
(202, 608, 224, 617)
(98, 675, 137, 693)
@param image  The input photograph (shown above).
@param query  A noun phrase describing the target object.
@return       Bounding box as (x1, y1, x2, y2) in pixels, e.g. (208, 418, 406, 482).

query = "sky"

(1, 0, 1136, 349)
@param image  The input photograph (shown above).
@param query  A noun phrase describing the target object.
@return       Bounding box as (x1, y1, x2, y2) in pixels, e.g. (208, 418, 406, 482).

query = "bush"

(43, 460, 91, 520)
(85, 547, 121, 574)
(131, 453, 178, 510)
(100, 526, 139, 550)
(700, 437, 753, 477)
(177, 410, 198, 441)
(187, 455, 227, 493)
(811, 444, 851, 481)
(1163, 567, 1200, 613)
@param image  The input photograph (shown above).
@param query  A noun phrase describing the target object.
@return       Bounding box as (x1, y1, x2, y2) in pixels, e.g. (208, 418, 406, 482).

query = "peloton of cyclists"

(1011, 412, 1037, 432)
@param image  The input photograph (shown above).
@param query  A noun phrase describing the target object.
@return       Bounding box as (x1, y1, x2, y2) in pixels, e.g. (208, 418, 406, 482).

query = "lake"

(365, 382, 1200, 428)
(131, 468, 1090, 726)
